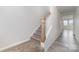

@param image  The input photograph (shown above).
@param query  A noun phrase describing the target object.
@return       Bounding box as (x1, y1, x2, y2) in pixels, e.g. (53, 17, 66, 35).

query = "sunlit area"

(63, 15, 73, 30)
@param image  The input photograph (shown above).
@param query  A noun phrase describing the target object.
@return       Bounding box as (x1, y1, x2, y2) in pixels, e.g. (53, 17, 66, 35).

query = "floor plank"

(47, 30, 79, 52)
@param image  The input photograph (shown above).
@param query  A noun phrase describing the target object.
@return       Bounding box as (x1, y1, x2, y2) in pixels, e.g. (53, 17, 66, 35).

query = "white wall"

(0, 6, 49, 50)
(45, 6, 62, 51)
(73, 7, 79, 41)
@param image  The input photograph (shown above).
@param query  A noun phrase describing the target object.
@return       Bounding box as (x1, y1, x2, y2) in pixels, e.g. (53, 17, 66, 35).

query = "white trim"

(0, 39, 30, 51)
(0, 25, 40, 51)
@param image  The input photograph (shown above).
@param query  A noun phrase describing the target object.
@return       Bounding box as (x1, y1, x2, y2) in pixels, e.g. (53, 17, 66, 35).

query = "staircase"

(31, 26, 41, 41)
(2, 12, 50, 52)
(31, 16, 46, 43)
(2, 16, 47, 52)
(30, 16, 46, 51)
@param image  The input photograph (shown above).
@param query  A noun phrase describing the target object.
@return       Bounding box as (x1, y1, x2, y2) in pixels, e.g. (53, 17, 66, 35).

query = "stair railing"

(40, 12, 50, 52)
(40, 16, 46, 52)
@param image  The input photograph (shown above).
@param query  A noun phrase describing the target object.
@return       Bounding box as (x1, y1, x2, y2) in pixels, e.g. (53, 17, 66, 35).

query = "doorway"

(63, 15, 73, 30)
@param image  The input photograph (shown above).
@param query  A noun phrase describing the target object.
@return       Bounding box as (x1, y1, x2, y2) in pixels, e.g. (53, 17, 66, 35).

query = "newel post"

(40, 16, 46, 52)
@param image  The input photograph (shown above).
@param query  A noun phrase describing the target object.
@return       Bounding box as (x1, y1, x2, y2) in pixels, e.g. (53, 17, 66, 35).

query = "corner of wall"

(0, 38, 30, 51)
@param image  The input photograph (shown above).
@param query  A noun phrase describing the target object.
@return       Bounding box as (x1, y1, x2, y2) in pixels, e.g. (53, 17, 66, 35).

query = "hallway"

(0, 6, 79, 52)
(47, 29, 79, 52)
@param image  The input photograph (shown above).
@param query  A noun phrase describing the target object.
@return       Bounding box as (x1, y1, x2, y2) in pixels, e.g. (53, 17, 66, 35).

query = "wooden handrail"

(40, 16, 46, 51)
(40, 12, 50, 52)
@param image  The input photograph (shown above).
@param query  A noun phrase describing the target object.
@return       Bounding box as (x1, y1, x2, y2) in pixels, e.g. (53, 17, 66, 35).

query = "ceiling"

(57, 6, 76, 13)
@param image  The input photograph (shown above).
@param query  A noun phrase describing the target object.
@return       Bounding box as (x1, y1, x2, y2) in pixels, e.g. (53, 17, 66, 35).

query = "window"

(64, 20, 68, 26)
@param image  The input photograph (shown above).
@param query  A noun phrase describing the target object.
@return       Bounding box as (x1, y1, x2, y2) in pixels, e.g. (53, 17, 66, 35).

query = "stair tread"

(34, 33, 40, 36)
(31, 36, 40, 41)
(31, 26, 41, 41)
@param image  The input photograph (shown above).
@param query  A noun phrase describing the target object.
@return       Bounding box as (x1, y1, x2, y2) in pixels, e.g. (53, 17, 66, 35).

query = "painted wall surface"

(73, 7, 79, 41)
(0, 6, 49, 50)
(45, 7, 62, 51)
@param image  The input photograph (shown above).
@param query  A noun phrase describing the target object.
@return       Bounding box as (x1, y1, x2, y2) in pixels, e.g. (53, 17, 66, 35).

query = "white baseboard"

(0, 39, 30, 51)
(0, 25, 40, 52)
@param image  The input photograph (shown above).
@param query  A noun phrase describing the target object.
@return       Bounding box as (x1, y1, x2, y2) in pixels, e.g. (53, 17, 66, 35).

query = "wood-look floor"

(2, 29, 79, 52)
(2, 39, 41, 52)
(47, 30, 79, 52)
(2, 26, 41, 52)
